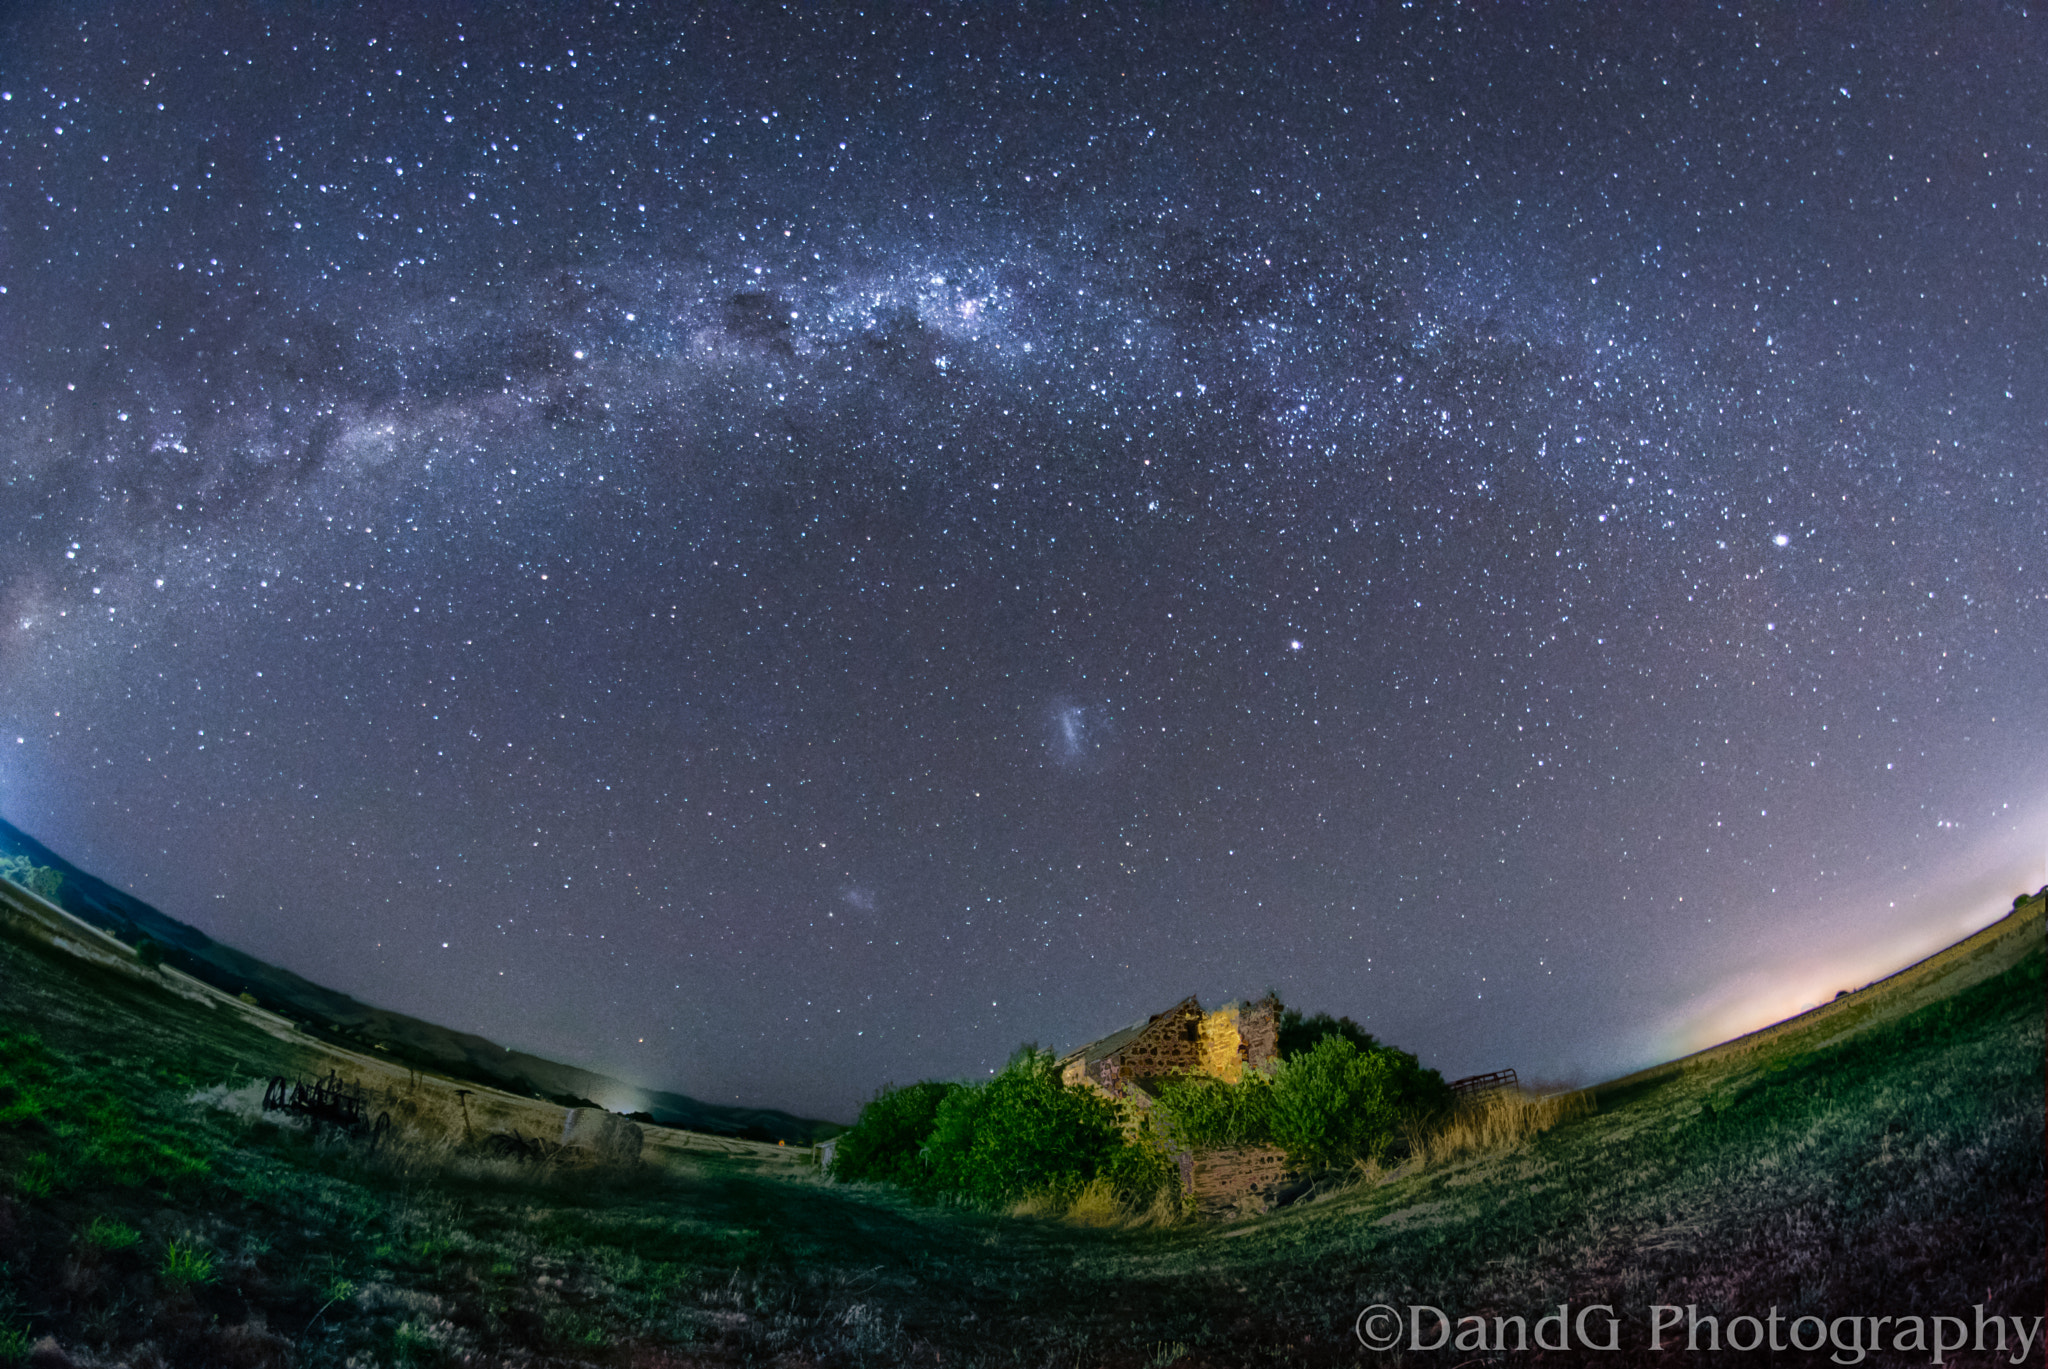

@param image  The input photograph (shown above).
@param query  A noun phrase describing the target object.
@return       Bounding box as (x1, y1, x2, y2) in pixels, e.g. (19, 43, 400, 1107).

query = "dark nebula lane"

(2, 3, 2043, 1116)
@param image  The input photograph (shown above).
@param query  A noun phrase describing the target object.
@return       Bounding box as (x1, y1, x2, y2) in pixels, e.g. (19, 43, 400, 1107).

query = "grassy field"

(1, 888, 2040, 1368)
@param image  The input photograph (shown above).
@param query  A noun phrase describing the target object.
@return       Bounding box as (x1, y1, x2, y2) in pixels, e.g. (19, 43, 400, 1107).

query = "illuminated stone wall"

(1197, 1004, 1244, 1082)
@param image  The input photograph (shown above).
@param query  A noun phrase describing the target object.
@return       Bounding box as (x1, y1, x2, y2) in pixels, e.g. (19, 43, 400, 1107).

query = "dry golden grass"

(1413, 1087, 1597, 1168)
(1007, 1177, 1189, 1228)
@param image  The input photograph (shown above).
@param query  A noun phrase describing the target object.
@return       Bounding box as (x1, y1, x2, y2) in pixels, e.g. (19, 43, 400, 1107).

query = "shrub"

(834, 1058, 1177, 1216)
(134, 939, 165, 972)
(921, 1050, 1123, 1207)
(1150, 1071, 1278, 1150)
(1267, 1035, 1409, 1169)
(1153, 1034, 1454, 1173)
(1095, 1137, 1181, 1209)
(829, 1080, 960, 1187)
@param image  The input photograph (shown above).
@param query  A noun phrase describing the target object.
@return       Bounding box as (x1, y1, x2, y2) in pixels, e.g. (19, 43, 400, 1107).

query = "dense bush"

(1269, 1034, 1449, 1169)
(1093, 1132, 1181, 1208)
(827, 1079, 960, 1187)
(1153, 1033, 1453, 1172)
(922, 1049, 1124, 1206)
(829, 1052, 1178, 1212)
(1147, 1069, 1277, 1150)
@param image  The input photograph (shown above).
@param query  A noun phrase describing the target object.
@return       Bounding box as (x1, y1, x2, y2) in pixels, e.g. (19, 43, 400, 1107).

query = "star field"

(2, 4, 2043, 1116)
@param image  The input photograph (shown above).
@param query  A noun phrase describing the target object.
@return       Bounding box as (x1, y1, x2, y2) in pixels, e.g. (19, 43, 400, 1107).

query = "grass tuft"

(158, 1238, 216, 1289)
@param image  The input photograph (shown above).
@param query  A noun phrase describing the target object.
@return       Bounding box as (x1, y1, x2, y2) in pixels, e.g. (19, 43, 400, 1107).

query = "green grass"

(157, 1238, 216, 1289)
(0, 1028, 210, 1196)
(0, 898, 2039, 1366)
(82, 1216, 140, 1251)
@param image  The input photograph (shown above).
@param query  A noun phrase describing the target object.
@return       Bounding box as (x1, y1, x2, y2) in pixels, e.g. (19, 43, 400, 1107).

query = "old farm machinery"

(263, 1070, 393, 1146)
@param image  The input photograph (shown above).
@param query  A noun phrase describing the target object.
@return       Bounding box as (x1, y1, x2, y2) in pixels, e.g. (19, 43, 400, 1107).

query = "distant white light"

(1772, 532, 1790, 547)
(1288, 639, 1304, 652)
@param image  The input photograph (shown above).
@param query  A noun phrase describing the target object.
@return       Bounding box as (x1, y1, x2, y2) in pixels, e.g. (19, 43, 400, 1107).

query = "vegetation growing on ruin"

(825, 1020, 1452, 1215)
(1150, 1032, 1454, 1171)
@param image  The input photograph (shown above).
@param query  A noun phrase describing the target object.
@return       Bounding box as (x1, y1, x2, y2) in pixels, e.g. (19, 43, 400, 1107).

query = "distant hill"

(0, 816, 835, 1144)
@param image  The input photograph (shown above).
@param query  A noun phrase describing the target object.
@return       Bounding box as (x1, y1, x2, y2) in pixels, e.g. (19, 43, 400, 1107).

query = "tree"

(0, 854, 61, 901)
(1276, 1007, 1379, 1059)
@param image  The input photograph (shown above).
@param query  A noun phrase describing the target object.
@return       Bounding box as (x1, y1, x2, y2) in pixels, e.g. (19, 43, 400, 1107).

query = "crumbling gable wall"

(1066, 993, 1284, 1098)
(1237, 994, 1280, 1073)
(1105, 996, 1204, 1085)
(1067, 997, 1207, 1098)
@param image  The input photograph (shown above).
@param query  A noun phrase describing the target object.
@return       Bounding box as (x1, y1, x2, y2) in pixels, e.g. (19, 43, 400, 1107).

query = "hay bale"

(559, 1107, 642, 1164)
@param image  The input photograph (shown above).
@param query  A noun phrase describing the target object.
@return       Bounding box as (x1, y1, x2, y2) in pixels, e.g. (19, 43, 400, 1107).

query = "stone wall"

(1196, 1005, 1244, 1083)
(1187, 1144, 1292, 1216)
(1105, 998, 1203, 1083)
(1237, 994, 1280, 1073)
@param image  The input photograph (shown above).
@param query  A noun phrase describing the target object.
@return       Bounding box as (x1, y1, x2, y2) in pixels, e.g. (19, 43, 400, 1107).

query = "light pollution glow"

(1655, 800, 2048, 1061)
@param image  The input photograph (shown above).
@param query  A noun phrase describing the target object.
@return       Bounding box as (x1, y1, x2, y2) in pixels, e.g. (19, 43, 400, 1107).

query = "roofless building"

(1057, 993, 1292, 1216)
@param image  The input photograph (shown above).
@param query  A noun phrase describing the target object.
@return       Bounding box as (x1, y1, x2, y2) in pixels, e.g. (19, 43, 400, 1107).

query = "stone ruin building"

(1056, 994, 1293, 1215)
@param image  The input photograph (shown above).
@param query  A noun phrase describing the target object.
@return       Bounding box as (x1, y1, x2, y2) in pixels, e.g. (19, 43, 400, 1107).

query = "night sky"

(3, 3, 2043, 1119)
